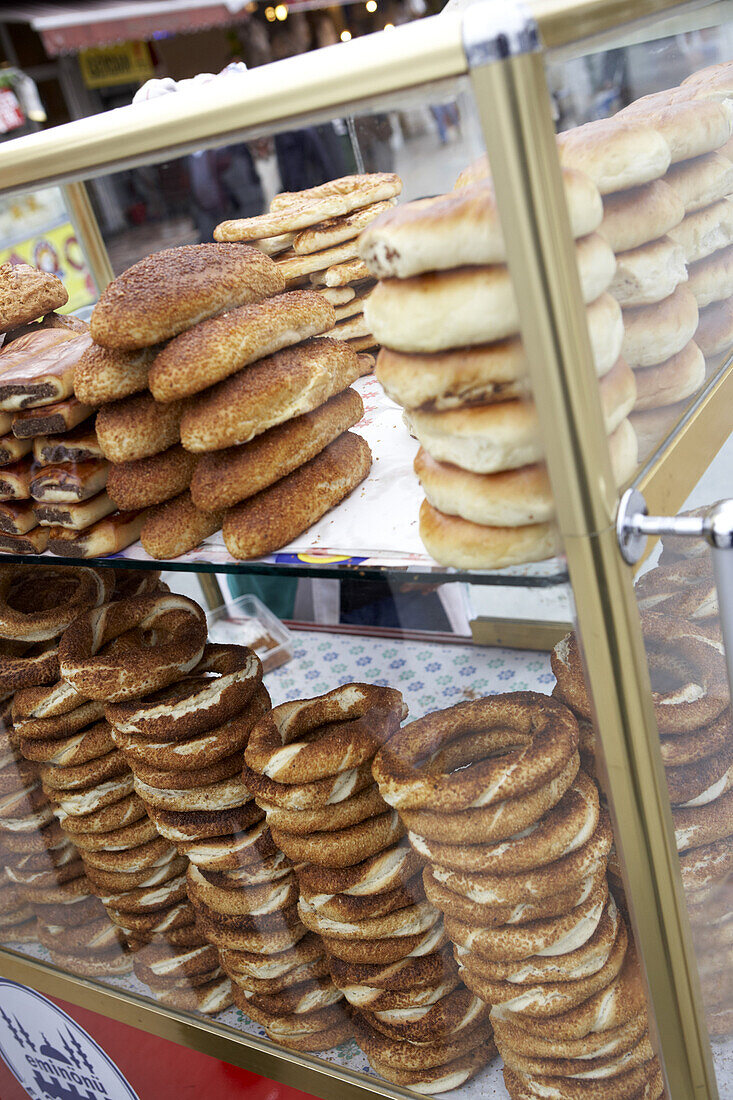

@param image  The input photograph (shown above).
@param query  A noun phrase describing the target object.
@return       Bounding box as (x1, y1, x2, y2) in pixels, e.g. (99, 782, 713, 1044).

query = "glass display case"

(0, 1, 731, 1098)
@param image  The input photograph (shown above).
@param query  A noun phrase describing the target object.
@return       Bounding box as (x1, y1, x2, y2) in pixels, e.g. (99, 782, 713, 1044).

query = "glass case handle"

(617, 489, 733, 692)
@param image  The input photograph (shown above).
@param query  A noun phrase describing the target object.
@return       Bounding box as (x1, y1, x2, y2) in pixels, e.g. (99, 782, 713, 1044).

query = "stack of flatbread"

(80, 242, 373, 561)
(359, 172, 638, 570)
(560, 76, 733, 454)
(214, 174, 404, 356)
(0, 264, 112, 556)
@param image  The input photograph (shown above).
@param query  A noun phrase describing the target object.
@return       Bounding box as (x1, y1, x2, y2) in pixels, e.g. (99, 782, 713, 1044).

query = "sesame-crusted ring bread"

(90, 244, 284, 350)
(359, 171, 602, 278)
(74, 344, 156, 406)
(191, 388, 363, 511)
(96, 392, 185, 463)
(107, 444, 197, 511)
(140, 491, 223, 560)
(0, 263, 68, 331)
(148, 291, 335, 403)
(180, 338, 367, 454)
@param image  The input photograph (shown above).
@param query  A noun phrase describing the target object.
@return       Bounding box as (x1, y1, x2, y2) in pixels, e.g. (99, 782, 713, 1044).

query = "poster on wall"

(0, 222, 97, 315)
(0, 980, 140, 1100)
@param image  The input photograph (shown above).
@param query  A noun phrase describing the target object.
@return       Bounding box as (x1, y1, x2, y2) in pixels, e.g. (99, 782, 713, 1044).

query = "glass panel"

(548, 8, 733, 467)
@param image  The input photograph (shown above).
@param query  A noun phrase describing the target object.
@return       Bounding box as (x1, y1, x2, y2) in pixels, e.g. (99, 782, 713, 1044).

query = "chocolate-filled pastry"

(0, 434, 32, 465)
(12, 398, 93, 438)
(0, 459, 34, 501)
(0, 527, 49, 555)
(0, 332, 92, 410)
(0, 500, 38, 535)
(30, 460, 108, 503)
(32, 423, 104, 466)
(47, 510, 145, 557)
(33, 491, 116, 531)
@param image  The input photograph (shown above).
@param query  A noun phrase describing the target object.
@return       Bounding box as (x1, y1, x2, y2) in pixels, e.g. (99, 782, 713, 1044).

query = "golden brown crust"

(148, 291, 335, 403)
(74, 343, 155, 405)
(32, 422, 104, 466)
(293, 201, 395, 254)
(47, 510, 145, 558)
(190, 388, 363, 511)
(418, 500, 558, 570)
(96, 392, 185, 463)
(107, 445, 197, 511)
(599, 179, 684, 252)
(90, 244, 284, 350)
(0, 263, 68, 331)
(180, 338, 365, 453)
(30, 460, 108, 503)
(140, 491, 222, 560)
(11, 397, 93, 438)
(633, 341, 705, 410)
(223, 431, 370, 559)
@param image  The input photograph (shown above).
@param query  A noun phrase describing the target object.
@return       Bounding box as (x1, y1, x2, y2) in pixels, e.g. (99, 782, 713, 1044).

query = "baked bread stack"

(243, 686, 494, 1083)
(373, 692, 662, 1100)
(0, 856, 37, 944)
(360, 171, 637, 569)
(106, 642, 278, 1017)
(214, 173, 404, 355)
(77, 242, 284, 560)
(552, 598, 732, 1039)
(0, 565, 135, 976)
(0, 303, 115, 556)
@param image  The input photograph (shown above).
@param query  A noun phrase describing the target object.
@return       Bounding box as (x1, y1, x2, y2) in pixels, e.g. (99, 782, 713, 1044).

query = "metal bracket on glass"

(617, 488, 733, 692)
(459, 0, 539, 69)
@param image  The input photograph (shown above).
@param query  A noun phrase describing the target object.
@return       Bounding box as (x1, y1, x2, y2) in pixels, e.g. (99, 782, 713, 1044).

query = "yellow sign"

(79, 41, 154, 89)
(0, 222, 97, 314)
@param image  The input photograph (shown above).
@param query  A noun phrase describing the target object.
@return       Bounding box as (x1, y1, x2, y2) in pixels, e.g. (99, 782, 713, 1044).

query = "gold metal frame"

(0, 1, 729, 1097)
(61, 181, 114, 292)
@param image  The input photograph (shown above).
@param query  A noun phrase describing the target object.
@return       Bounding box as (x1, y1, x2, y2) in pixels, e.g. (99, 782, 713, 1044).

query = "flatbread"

(668, 197, 733, 264)
(276, 241, 361, 281)
(633, 341, 705, 410)
(293, 202, 396, 255)
(665, 151, 733, 213)
(557, 119, 671, 194)
(215, 174, 402, 241)
(599, 180, 684, 253)
(617, 98, 733, 162)
(324, 314, 371, 341)
(359, 171, 603, 278)
(621, 286, 699, 369)
(609, 237, 687, 308)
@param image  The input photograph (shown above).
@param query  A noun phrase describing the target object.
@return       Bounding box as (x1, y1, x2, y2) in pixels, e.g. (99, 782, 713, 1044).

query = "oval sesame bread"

(90, 244, 284, 350)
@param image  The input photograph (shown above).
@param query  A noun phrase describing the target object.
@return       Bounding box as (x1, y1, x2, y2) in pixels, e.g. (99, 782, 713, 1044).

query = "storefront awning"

(2, 1, 252, 56)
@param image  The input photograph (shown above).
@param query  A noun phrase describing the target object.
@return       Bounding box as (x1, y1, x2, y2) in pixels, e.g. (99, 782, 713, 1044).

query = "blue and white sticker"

(0, 981, 139, 1100)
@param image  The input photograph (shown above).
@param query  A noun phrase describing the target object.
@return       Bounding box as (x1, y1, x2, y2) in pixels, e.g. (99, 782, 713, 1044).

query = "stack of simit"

(0, 564, 133, 976)
(373, 692, 662, 1100)
(552, 587, 732, 1039)
(359, 166, 637, 569)
(214, 173, 404, 354)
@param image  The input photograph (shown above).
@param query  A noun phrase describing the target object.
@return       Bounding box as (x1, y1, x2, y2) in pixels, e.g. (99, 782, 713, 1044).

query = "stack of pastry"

(83, 242, 371, 561)
(0, 264, 115, 556)
(359, 169, 638, 569)
(0, 858, 36, 944)
(244, 686, 494, 1086)
(551, 594, 732, 1038)
(106, 641, 279, 1017)
(373, 693, 662, 1100)
(44, 578, 234, 1012)
(214, 174, 404, 354)
(0, 565, 133, 976)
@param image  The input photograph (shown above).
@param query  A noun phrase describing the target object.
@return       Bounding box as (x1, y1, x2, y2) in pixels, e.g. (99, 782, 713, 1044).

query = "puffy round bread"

(376, 293, 622, 410)
(621, 285, 699, 368)
(364, 234, 616, 353)
(557, 119, 671, 194)
(418, 501, 558, 570)
(599, 179, 684, 252)
(668, 197, 733, 263)
(665, 151, 733, 212)
(404, 357, 635, 474)
(633, 341, 705, 410)
(609, 236, 687, 307)
(696, 298, 733, 357)
(414, 417, 637, 527)
(90, 244, 285, 350)
(617, 98, 733, 163)
(358, 170, 602, 278)
(687, 244, 733, 306)
(630, 401, 686, 457)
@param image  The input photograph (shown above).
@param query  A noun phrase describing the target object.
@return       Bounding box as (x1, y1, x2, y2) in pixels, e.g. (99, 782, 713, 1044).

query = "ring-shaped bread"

(0, 565, 113, 641)
(59, 594, 207, 702)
